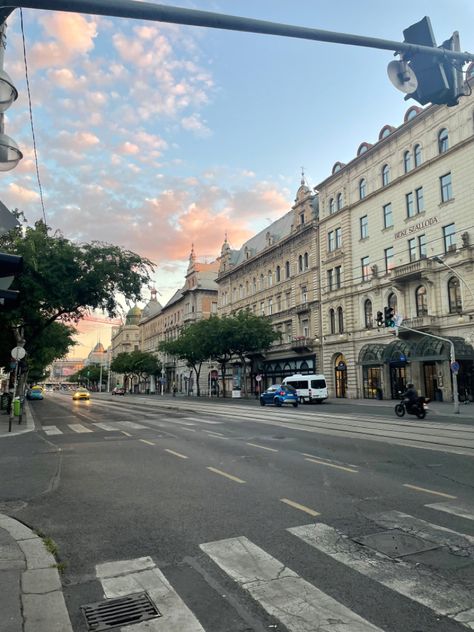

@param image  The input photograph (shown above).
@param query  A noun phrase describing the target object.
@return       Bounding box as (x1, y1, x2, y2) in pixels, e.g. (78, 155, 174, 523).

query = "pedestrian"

(172, 382, 177, 397)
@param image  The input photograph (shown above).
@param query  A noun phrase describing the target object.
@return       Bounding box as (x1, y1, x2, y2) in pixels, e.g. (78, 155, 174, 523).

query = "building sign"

(394, 217, 439, 240)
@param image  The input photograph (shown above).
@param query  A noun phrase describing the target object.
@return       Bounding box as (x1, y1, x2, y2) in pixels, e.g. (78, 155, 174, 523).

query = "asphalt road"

(2, 392, 473, 632)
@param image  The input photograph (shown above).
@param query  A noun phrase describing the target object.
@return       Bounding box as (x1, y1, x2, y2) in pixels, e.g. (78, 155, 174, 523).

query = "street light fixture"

(0, 69, 17, 112)
(431, 255, 474, 305)
(0, 130, 22, 171)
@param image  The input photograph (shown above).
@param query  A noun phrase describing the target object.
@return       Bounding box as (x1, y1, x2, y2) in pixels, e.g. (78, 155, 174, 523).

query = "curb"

(0, 513, 72, 632)
(0, 403, 35, 439)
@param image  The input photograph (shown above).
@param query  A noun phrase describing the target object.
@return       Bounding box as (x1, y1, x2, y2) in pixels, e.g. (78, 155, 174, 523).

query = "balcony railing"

(290, 336, 314, 352)
(392, 258, 433, 281)
(403, 315, 438, 329)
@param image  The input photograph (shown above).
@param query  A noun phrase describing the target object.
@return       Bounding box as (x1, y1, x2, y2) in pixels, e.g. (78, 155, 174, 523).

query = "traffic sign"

(450, 361, 460, 373)
(255, 374, 262, 382)
(11, 346, 25, 360)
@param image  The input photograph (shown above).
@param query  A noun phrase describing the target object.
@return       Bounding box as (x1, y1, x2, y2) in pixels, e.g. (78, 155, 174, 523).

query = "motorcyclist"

(402, 383, 418, 413)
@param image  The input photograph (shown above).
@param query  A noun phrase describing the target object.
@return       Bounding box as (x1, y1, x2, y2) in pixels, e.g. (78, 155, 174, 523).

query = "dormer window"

(299, 211, 305, 225)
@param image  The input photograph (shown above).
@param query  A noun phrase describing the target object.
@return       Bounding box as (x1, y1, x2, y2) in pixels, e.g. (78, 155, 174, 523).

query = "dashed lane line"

(140, 439, 155, 446)
(280, 498, 320, 517)
(246, 442, 278, 453)
(206, 467, 245, 484)
(164, 448, 188, 459)
(403, 484, 457, 499)
(304, 457, 358, 473)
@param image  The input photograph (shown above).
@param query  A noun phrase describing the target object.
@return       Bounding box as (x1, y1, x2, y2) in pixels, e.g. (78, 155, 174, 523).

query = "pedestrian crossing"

(91, 502, 474, 631)
(42, 420, 149, 435)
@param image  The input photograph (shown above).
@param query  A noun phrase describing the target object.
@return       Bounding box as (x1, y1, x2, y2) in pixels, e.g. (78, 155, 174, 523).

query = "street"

(1, 392, 473, 631)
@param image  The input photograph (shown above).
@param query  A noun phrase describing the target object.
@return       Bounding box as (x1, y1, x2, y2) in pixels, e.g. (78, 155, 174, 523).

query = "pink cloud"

(118, 142, 139, 155)
(8, 182, 40, 203)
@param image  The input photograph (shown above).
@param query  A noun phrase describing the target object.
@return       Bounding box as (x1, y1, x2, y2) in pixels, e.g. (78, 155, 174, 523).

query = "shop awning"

(382, 339, 415, 363)
(412, 336, 474, 361)
(358, 344, 386, 365)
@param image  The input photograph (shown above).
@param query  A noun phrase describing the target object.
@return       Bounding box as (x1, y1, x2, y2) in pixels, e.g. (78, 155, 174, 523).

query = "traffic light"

(376, 311, 384, 327)
(384, 306, 395, 328)
(0, 251, 22, 306)
(402, 17, 464, 107)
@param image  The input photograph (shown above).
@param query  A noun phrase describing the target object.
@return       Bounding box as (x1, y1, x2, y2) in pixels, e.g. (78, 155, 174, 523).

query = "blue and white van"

(282, 374, 328, 404)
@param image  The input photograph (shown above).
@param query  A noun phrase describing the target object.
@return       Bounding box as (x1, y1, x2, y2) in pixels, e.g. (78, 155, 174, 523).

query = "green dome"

(125, 305, 142, 325)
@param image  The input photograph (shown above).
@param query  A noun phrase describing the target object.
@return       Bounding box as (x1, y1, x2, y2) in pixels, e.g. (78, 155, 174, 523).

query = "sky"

(2, 0, 474, 356)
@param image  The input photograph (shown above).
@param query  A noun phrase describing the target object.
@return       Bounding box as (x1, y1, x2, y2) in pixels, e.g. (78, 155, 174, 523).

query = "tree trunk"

(219, 362, 227, 398)
(239, 354, 248, 397)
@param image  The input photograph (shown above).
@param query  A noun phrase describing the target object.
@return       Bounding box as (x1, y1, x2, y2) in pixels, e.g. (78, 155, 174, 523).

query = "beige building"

(110, 306, 141, 390)
(216, 179, 321, 393)
(316, 90, 474, 401)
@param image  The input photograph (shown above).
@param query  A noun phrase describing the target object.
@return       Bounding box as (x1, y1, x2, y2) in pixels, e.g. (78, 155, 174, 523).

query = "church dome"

(92, 342, 105, 353)
(126, 305, 142, 325)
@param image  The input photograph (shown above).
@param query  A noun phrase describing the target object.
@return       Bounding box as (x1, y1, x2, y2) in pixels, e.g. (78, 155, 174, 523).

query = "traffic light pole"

(0, 0, 473, 64)
(396, 324, 460, 414)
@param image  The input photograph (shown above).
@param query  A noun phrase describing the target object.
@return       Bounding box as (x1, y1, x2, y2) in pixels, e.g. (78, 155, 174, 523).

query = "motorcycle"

(395, 396, 429, 419)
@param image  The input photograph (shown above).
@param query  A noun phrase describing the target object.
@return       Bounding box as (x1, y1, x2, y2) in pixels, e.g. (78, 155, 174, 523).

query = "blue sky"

(2, 0, 473, 353)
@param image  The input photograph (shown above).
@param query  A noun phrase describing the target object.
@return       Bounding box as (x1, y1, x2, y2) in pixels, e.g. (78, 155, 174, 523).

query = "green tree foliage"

(68, 364, 108, 389)
(110, 350, 160, 390)
(0, 217, 154, 376)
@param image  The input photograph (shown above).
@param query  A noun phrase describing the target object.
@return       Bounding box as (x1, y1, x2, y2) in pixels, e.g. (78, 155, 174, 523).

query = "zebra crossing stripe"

(288, 523, 474, 628)
(95, 556, 205, 631)
(68, 424, 93, 433)
(116, 421, 148, 430)
(42, 426, 62, 435)
(426, 500, 474, 522)
(200, 536, 384, 631)
(93, 422, 117, 431)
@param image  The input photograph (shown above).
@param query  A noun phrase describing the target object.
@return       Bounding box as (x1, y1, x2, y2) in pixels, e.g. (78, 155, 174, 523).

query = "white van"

(282, 374, 328, 404)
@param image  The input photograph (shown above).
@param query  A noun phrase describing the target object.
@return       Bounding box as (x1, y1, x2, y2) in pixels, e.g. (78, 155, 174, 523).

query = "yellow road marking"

(164, 449, 188, 459)
(140, 439, 155, 446)
(246, 442, 278, 453)
(206, 467, 245, 484)
(305, 457, 358, 473)
(403, 484, 457, 499)
(121, 431, 132, 437)
(280, 498, 320, 517)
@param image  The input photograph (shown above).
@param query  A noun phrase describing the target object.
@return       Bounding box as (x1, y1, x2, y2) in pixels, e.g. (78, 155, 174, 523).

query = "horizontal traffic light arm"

(2, 1, 473, 63)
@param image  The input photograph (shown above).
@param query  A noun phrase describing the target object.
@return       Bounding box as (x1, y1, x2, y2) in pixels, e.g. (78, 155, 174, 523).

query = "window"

(415, 187, 424, 213)
(384, 246, 394, 273)
(438, 128, 449, 154)
(361, 256, 370, 281)
(268, 298, 273, 315)
(364, 299, 373, 328)
(418, 234, 427, 258)
(329, 309, 336, 334)
(383, 203, 393, 228)
(337, 306, 344, 333)
(276, 295, 282, 312)
(440, 173, 453, 202)
(406, 191, 414, 218)
(298, 255, 303, 272)
(414, 144, 422, 167)
(335, 266, 341, 289)
(382, 164, 390, 186)
(448, 277, 462, 313)
(388, 292, 398, 313)
(299, 212, 305, 225)
(301, 319, 309, 338)
(328, 230, 335, 252)
(443, 223, 456, 252)
(252, 277, 257, 293)
(337, 193, 343, 210)
(268, 270, 273, 287)
(260, 301, 265, 316)
(359, 178, 367, 200)
(260, 274, 264, 290)
(360, 215, 368, 239)
(276, 265, 281, 282)
(285, 261, 290, 278)
(301, 286, 308, 303)
(327, 269, 334, 291)
(403, 150, 412, 173)
(304, 252, 309, 269)
(415, 285, 428, 316)
(239, 285, 243, 299)
(329, 198, 335, 214)
(335, 227, 342, 248)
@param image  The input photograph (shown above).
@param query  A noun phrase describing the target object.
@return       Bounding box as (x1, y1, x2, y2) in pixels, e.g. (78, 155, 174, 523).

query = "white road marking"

(426, 500, 474, 522)
(93, 422, 117, 431)
(182, 417, 222, 425)
(288, 522, 474, 628)
(200, 536, 384, 631)
(206, 467, 245, 484)
(305, 457, 358, 473)
(42, 426, 63, 435)
(246, 442, 278, 452)
(164, 449, 188, 459)
(403, 484, 457, 499)
(116, 421, 148, 430)
(68, 424, 93, 433)
(96, 556, 205, 631)
(140, 439, 155, 446)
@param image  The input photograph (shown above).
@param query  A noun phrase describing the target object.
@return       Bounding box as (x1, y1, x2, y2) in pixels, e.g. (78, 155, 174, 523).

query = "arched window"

(329, 198, 335, 214)
(382, 164, 390, 186)
(414, 144, 422, 167)
(337, 193, 343, 210)
(239, 284, 243, 299)
(285, 261, 290, 278)
(403, 150, 412, 173)
(388, 292, 398, 313)
(276, 265, 281, 282)
(298, 255, 303, 272)
(438, 128, 449, 154)
(364, 299, 373, 328)
(329, 309, 336, 334)
(252, 277, 257, 293)
(359, 178, 367, 200)
(337, 306, 344, 333)
(304, 252, 309, 269)
(415, 285, 428, 316)
(245, 281, 249, 296)
(448, 277, 462, 313)
(260, 274, 264, 290)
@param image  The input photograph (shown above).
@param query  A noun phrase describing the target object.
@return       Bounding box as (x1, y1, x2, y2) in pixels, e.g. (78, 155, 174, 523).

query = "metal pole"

(8, 349, 19, 432)
(397, 324, 460, 414)
(4, 0, 474, 63)
(99, 363, 103, 393)
(432, 256, 474, 305)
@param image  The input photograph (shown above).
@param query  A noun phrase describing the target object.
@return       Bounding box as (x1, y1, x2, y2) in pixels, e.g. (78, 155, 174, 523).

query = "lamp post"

(431, 255, 474, 306)
(0, 23, 21, 171)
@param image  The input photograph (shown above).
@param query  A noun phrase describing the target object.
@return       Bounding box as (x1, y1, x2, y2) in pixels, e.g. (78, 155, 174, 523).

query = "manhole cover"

(353, 529, 439, 558)
(81, 591, 161, 631)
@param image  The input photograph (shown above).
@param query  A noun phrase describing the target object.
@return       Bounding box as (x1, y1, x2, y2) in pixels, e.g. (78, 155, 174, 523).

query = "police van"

(282, 374, 328, 404)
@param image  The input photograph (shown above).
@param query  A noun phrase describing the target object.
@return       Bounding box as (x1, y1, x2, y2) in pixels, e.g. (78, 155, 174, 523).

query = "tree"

(68, 364, 108, 390)
(0, 217, 154, 381)
(110, 350, 160, 392)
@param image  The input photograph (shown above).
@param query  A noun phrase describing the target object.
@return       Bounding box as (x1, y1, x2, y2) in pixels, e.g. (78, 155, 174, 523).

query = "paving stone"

(22, 567, 61, 594)
(0, 516, 36, 541)
(18, 537, 55, 570)
(23, 591, 73, 632)
(0, 569, 23, 632)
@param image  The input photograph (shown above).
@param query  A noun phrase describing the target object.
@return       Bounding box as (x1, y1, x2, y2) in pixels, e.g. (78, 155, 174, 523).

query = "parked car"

(72, 387, 90, 401)
(283, 374, 328, 404)
(112, 387, 125, 396)
(260, 384, 298, 407)
(26, 386, 44, 400)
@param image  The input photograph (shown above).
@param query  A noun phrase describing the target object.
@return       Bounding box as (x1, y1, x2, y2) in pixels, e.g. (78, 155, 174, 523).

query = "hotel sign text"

(394, 217, 439, 240)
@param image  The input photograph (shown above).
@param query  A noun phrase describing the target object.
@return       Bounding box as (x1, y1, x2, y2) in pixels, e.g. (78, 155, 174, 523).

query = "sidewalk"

(0, 404, 35, 439)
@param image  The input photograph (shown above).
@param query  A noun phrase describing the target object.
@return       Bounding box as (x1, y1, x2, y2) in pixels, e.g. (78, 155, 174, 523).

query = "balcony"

(290, 336, 314, 352)
(392, 258, 433, 282)
(402, 315, 439, 330)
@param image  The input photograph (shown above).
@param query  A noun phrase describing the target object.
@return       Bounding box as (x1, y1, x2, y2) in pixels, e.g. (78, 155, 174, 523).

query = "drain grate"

(81, 591, 161, 631)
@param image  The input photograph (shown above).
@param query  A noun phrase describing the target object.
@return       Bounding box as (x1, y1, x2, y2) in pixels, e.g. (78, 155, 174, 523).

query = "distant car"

(27, 386, 44, 401)
(260, 384, 298, 407)
(72, 388, 90, 401)
(112, 387, 125, 396)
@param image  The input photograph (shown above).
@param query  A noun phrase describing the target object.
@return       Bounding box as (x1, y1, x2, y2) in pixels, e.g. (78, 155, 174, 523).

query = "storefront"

(334, 353, 348, 398)
(358, 344, 385, 399)
(258, 355, 317, 389)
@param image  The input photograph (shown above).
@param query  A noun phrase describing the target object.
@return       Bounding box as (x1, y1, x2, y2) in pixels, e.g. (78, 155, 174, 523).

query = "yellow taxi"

(72, 387, 90, 401)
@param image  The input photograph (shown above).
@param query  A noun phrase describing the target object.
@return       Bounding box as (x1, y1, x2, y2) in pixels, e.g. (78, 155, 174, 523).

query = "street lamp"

(431, 255, 474, 305)
(0, 24, 21, 171)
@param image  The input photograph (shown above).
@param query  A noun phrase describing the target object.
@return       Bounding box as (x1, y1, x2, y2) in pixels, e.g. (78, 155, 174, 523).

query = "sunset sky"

(2, 0, 473, 356)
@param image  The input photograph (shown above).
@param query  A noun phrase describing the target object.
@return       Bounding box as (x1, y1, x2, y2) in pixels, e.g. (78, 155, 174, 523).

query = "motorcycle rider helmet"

(406, 383, 414, 388)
